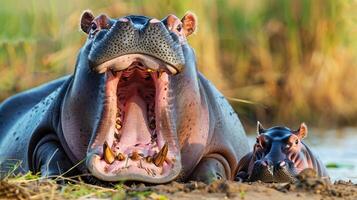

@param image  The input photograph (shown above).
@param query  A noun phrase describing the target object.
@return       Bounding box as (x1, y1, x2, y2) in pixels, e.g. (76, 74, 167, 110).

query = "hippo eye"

(176, 24, 182, 32)
(90, 22, 97, 32)
(264, 138, 269, 144)
(295, 139, 299, 145)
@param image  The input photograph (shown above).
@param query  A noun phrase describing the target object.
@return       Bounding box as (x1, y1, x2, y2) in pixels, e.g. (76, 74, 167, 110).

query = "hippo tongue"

(118, 94, 152, 148)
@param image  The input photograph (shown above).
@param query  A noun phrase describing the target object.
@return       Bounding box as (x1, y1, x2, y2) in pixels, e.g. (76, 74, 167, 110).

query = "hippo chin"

(0, 11, 249, 184)
(236, 122, 329, 183)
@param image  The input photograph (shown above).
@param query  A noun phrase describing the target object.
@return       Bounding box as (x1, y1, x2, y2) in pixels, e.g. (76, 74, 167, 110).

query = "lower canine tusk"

(103, 141, 115, 164)
(153, 142, 168, 167)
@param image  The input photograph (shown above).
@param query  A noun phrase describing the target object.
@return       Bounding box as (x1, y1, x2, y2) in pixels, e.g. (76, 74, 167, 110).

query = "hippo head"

(248, 122, 309, 183)
(60, 11, 201, 183)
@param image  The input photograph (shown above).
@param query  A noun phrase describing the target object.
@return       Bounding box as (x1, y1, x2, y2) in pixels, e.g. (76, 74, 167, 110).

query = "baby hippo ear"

(294, 123, 308, 139)
(181, 11, 197, 37)
(80, 10, 95, 34)
(257, 121, 265, 135)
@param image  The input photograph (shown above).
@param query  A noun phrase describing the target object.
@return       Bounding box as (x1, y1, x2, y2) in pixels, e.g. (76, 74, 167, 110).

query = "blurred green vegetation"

(0, 0, 356, 127)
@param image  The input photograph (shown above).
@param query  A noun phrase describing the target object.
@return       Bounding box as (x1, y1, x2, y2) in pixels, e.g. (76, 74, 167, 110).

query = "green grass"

(1, 173, 168, 200)
(0, 0, 356, 127)
(326, 162, 355, 169)
(0, 160, 166, 199)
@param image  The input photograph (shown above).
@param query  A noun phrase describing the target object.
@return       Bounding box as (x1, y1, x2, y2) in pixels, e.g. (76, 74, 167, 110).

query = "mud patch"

(1, 171, 356, 200)
(269, 169, 357, 199)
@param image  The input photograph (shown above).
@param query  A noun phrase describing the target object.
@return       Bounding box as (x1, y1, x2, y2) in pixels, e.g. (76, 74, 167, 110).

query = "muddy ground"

(0, 170, 356, 200)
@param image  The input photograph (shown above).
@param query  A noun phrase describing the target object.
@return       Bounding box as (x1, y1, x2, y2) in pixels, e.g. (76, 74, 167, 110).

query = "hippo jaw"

(86, 55, 182, 183)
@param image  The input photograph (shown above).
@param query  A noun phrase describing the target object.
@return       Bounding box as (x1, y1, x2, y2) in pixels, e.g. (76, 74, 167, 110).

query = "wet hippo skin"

(0, 11, 249, 184)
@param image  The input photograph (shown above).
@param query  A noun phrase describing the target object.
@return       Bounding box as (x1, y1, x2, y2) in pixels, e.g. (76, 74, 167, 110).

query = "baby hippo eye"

(255, 138, 265, 148)
(264, 139, 269, 144)
(176, 24, 182, 32)
(295, 139, 299, 145)
(90, 22, 97, 31)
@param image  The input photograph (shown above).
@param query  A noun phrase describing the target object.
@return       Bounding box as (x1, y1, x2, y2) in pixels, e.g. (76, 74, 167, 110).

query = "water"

(247, 127, 357, 183)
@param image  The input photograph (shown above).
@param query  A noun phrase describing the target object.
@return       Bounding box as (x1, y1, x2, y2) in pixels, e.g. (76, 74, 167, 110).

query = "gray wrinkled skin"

(0, 13, 249, 183)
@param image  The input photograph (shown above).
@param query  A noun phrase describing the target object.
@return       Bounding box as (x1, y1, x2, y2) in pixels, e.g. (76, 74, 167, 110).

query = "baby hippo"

(235, 122, 329, 183)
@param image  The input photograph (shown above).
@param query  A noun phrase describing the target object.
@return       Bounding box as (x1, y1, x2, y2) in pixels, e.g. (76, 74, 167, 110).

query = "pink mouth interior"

(91, 60, 178, 180)
(115, 65, 158, 151)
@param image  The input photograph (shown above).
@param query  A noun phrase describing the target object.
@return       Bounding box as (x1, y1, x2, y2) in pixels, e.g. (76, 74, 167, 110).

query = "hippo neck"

(300, 142, 327, 177)
(60, 46, 105, 164)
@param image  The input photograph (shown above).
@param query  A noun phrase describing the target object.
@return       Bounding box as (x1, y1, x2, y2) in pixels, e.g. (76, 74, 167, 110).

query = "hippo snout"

(87, 15, 185, 74)
(249, 159, 296, 183)
(249, 160, 274, 182)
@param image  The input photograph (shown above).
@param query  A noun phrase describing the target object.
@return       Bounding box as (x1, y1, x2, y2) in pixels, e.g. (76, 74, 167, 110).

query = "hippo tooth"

(117, 153, 125, 161)
(124, 157, 129, 168)
(114, 132, 121, 140)
(153, 142, 168, 167)
(103, 141, 115, 164)
(110, 69, 117, 76)
(147, 68, 154, 73)
(115, 117, 122, 130)
(116, 112, 121, 117)
(115, 124, 122, 130)
(149, 119, 156, 130)
(139, 159, 143, 168)
(130, 151, 140, 161)
(146, 156, 153, 163)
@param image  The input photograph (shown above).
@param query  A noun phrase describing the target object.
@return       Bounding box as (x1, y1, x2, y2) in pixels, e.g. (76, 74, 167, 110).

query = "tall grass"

(0, 0, 356, 127)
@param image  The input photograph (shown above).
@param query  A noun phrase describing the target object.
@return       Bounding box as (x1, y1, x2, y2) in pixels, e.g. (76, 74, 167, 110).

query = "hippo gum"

(0, 11, 249, 184)
(235, 122, 329, 183)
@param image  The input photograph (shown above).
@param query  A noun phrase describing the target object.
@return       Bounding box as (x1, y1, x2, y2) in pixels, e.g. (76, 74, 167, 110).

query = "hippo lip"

(86, 54, 181, 183)
(93, 53, 180, 75)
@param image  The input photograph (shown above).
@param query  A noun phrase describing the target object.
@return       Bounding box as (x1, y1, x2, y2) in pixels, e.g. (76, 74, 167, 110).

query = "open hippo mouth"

(86, 54, 181, 183)
(73, 12, 199, 183)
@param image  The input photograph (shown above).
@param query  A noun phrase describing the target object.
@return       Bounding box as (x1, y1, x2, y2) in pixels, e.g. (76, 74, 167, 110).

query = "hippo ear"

(257, 121, 265, 135)
(181, 11, 197, 37)
(294, 123, 308, 139)
(80, 10, 95, 34)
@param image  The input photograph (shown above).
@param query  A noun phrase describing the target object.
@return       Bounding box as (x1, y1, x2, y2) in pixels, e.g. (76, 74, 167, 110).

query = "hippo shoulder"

(0, 76, 70, 132)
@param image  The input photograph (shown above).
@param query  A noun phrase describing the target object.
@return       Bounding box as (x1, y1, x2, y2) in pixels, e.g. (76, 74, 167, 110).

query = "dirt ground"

(0, 169, 356, 200)
(149, 179, 357, 200)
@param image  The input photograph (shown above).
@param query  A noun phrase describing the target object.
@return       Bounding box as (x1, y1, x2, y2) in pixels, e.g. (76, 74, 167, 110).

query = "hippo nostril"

(279, 161, 286, 167)
(275, 161, 287, 169)
(114, 18, 132, 30)
(261, 160, 273, 167)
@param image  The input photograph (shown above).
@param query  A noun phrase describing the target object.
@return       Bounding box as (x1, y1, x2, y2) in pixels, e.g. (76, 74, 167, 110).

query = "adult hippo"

(236, 122, 329, 183)
(0, 11, 249, 183)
